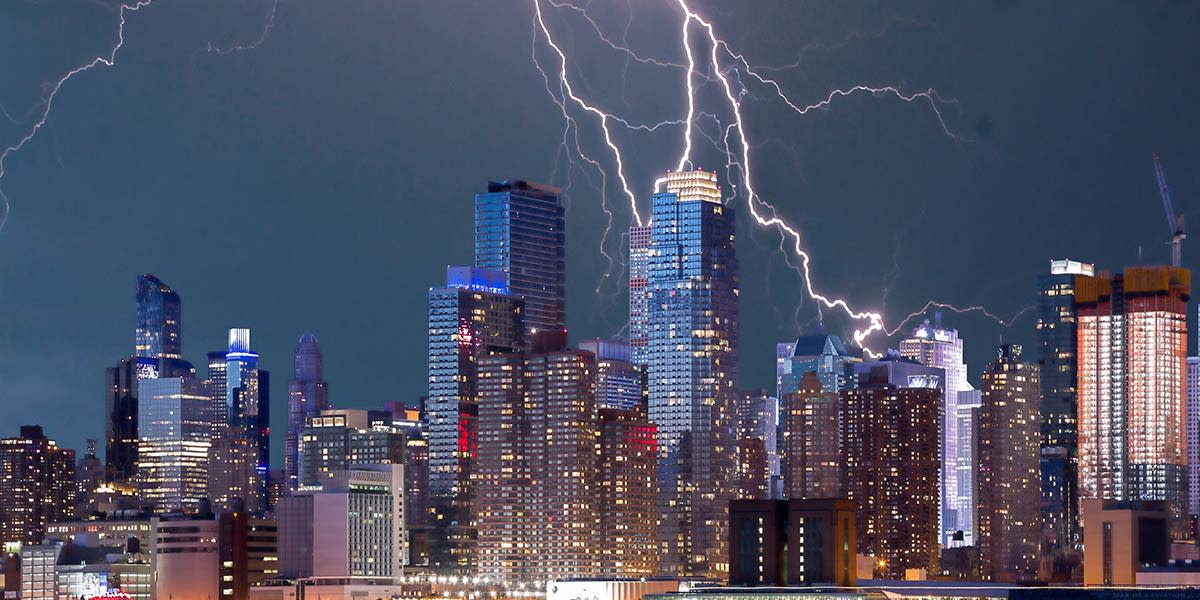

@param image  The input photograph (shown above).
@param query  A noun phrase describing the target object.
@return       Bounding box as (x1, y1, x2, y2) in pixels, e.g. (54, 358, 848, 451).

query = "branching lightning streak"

(533, 0, 1021, 353)
(204, 0, 279, 56)
(0, 0, 155, 233)
(885, 303, 1038, 337)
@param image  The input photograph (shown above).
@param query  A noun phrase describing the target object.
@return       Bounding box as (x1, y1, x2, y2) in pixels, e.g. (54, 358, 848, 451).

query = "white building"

(898, 317, 976, 547)
(1188, 354, 1200, 517)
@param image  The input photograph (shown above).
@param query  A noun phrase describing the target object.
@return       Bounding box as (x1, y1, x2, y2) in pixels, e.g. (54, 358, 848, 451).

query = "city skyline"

(3, 3, 1199, 460)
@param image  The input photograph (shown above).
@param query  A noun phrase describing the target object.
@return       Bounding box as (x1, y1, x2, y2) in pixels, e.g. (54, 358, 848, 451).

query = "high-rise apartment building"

(286, 333, 329, 492)
(580, 339, 644, 410)
(135, 274, 182, 361)
(738, 389, 778, 498)
(628, 226, 653, 366)
(782, 372, 841, 499)
(645, 170, 738, 578)
(298, 409, 404, 487)
(899, 318, 976, 547)
(474, 179, 565, 343)
(0, 426, 76, 545)
(1076, 265, 1190, 531)
(841, 373, 941, 579)
(598, 401, 658, 578)
(1037, 258, 1093, 558)
(476, 332, 598, 582)
(137, 374, 212, 513)
(1189, 354, 1200, 518)
(426, 266, 524, 573)
(976, 345, 1040, 582)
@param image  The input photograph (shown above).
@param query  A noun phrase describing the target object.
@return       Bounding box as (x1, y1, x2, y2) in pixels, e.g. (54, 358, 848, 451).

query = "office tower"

(598, 401, 658, 577)
(277, 465, 405, 579)
(738, 389, 778, 497)
(476, 332, 598, 582)
(210, 329, 270, 514)
(0, 426, 76, 545)
(1037, 258, 1092, 558)
(580, 339, 644, 410)
(474, 179, 565, 342)
(135, 274, 182, 360)
(426, 266, 524, 573)
(298, 409, 404, 487)
(137, 374, 212, 513)
(899, 318, 976, 547)
(1189, 355, 1200, 518)
(646, 170, 738, 578)
(104, 357, 140, 485)
(841, 375, 941, 579)
(782, 372, 841, 499)
(976, 345, 1040, 581)
(74, 439, 104, 518)
(205, 350, 229, 429)
(954, 388, 981, 548)
(1076, 265, 1190, 531)
(286, 333, 329, 492)
(728, 499, 857, 588)
(779, 332, 860, 396)
(629, 225, 652, 366)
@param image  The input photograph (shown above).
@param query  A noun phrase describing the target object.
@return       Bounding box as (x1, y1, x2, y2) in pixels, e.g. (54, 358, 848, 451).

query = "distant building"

(209, 328, 271, 514)
(298, 409, 404, 487)
(841, 372, 941, 579)
(475, 179, 565, 344)
(899, 317, 976, 548)
(137, 374, 212, 513)
(1081, 499, 1170, 586)
(285, 333, 329, 492)
(425, 266, 524, 573)
(976, 345, 1041, 581)
(628, 225, 652, 367)
(104, 356, 141, 486)
(782, 372, 841, 499)
(779, 332, 859, 396)
(277, 465, 405, 579)
(579, 339, 643, 411)
(1188, 354, 1200, 518)
(738, 389, 777, 498)
(75, 439, 104, 519)
(0, 426, 76, 545)
(728, 498, 856, 587)
(135, 273, 182, 361)
(646, 170, 738, 578)
(1037, 258, 1092, 558)
(1076, 266, 1190, 532)
(597, 402, 658, 578)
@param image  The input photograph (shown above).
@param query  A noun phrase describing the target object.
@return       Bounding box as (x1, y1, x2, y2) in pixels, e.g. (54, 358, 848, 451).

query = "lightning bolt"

(533, 0, 1022, 354)
(0, 0, 155, 233)
(203, 0, 279, 56)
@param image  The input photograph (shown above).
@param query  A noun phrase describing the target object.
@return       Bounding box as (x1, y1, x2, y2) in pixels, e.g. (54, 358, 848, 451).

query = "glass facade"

(211, 328, 270, 514)
(425, 266, 524, 573)
(136, 376, 212, 512)
(286, 333, 329, 492)
(629, 225, 652, 366)
(645, 170, 738, 578)
(135, 274, 182, 360)
(579, 338, 644, 411)
(474, 180, 565, 344)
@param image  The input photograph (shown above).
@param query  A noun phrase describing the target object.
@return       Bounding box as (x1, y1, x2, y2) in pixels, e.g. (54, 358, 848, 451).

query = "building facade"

(782, 372, 841, 500)
(137, 375, 212, 513)
(728, 499, 856, 588)
(976, 345, 1040, 582)
(579, 339, 643, 411)
(1076, 266, 1190, 531)
(425, 266, 525, 573)
(645, 170, 738, 578)
(135, 273, 182, 361)
(0, 426, 76, 545)
(628, 225, 652, 366)
(286, 333, 330, 492)
(597, 402, 658, 578)
(474, 179, 565, 344)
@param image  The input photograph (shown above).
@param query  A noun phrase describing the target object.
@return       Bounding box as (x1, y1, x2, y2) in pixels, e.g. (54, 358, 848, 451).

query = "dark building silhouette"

(729, 498, 856, 587)
(285, 333, 329, 492)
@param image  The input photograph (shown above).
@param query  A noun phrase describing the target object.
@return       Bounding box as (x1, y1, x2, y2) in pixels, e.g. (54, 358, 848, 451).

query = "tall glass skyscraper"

(1037, 259, 1092, 561)
(426, 266, 525, 574)
(629, 225, 652, 366)
(135, 274, 182, 360)
(644, 170, 738, 578)
(286, 333, 329, 491)
(210, 328, 270, 514)
(474, 180, 564, 344)
(137, 374, 212, 513)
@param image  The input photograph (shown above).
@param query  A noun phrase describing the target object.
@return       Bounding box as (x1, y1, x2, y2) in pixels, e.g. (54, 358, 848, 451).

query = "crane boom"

(1154, 152, 1185, 267)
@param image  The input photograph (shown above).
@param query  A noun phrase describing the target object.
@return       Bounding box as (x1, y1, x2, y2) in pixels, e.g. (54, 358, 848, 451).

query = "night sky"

(2, 1, 1199, 460)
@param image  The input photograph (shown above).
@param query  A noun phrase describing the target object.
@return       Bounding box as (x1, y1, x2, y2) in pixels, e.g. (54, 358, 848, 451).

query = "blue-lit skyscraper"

(135, 274, 182, 360)
(645, 170, 738, 578)
(209, 328, 270, 514)
(286, 333, 329, 491)
(579, 339, 643, 411)
(778, 330, 860, 396)
(474, 180, 564, 344)
(426, 266, 525, 574)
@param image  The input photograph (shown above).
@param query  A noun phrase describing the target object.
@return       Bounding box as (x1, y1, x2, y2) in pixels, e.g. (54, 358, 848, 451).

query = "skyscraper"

(598, 401, 658, 578)
(579, 339, 644, 410)
(297, 409, 404, 487)
(474, 179, 565, 343)
(1076, 265, 1190, 532)
(976, 345, 1040, 582)
(137, 374, 212, 512)
(0, 426, 76, 545)
(737, 389, 777, 499)
(629, 225, 652, 366)
(782, 372, 841, 499)
(1037, 258, 1092, 559)
(1189, 354, 1200, 518)
(210, 329, 270, 514)
(286, 333, 329, 491)
(105, 356, 141, 485)
(779, 332, 859, 396)
(135, 274, 182, 360)
(645, 169, 738, 578)
(841, 367, 941, 579)
(899, 318, 976, 547)
(426, 266, 524, 573)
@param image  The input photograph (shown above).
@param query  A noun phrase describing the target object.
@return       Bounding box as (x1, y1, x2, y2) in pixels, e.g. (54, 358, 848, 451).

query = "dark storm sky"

(2, 1, 1199, 458)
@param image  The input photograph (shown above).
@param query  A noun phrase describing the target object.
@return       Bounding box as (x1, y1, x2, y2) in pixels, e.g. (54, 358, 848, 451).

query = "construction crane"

(1154, 152, 1186, 267)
